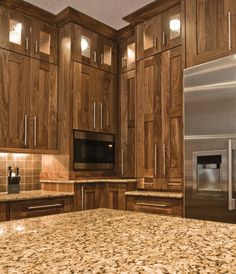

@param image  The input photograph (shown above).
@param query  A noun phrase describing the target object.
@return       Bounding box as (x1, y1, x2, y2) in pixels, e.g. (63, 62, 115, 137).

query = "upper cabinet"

(0, 6, 58, 64)
(185, 0, 236, 67)
(0, 7, 31, 56)
(136, 4, 182, 61)
(30, 20, 58, 64)
(119, 36, 136, 73)
(73, 25, 117, 74)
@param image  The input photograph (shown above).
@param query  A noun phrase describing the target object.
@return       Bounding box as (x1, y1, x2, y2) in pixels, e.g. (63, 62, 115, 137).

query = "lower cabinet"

(126, 196, 182, 217)
(0, 196, 74, 222)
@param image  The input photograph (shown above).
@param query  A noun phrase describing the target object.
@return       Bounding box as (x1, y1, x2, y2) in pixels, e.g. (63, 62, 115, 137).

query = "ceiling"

(25, 0, 155, 30)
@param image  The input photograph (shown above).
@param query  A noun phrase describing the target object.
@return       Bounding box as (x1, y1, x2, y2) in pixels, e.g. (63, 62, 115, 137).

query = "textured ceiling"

(25, 0, 155, 29)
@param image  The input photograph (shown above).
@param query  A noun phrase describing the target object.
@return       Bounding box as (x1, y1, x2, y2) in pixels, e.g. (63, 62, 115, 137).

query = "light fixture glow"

(169, 19, 181, 33)
(81, 37, 89, 52)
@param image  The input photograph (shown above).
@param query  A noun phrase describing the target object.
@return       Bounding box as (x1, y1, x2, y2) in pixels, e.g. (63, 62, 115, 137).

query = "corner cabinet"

(73, 62, 117, 134)
(185, 0, 236, 67)
(119, 35, 136, 73)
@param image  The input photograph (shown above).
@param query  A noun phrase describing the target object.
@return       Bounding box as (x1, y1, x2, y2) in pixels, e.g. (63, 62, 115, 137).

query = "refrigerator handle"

(228, 139, 236, 210)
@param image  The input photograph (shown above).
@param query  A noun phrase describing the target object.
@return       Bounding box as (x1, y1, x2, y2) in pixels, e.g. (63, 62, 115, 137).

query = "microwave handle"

(228, 139, 236, 210)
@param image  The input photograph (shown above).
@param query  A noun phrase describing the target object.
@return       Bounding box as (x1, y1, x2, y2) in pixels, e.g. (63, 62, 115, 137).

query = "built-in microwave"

(73, 131, 115, 170)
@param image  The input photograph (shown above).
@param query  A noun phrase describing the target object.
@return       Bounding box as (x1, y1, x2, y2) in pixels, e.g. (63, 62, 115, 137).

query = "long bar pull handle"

(28, 204, 62, 210)
(136, 203, 167, 208)
(100, 53, 104, 65)
(121, 149, 124, 176)
(100, 103, 103, 130)
(35, 40, 38, 54)
(153, 34, 157, 49)
(33, 116, 37, 147)
(163, 144, 166, 176)
(24, 114, 28, 147)
(154, 144, 157, 176)
(81, 186, 84, 211)
(25, 37, 29, 51)
(93, 101, 96, 129)
(93, 51, 97, 63)
(228, 11, 232, 51)
(162, 32, 166, 47)
(228, 139, 236, 210)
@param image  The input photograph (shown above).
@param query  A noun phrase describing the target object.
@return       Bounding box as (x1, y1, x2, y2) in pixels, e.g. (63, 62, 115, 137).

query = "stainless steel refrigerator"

(184, 55, 236, 223)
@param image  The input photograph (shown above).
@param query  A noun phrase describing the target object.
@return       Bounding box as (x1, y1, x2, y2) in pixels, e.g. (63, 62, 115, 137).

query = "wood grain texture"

(0, 202, 9, 222)
(117, 25, 135, 41)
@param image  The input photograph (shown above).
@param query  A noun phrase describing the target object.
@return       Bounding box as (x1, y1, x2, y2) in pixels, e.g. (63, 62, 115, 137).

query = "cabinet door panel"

(120, 70, 136, 178)
(186, 0, 228, 67)
(119, 36, 136, 73)
(30, 60, 58, 150)
(99, 37, 117, 74)
(0, 49, 29, 148)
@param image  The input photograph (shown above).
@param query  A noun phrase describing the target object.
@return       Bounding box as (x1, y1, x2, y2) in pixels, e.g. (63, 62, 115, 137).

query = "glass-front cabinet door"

(31, 20, 58, 64)
(0, 7, 31, 55)
(99, 37, 117, 74)
(162, 5, 181, 50)
(136, 14, 161, 60)
(119, 36, 136, 73)
(74, 25, 98, 67)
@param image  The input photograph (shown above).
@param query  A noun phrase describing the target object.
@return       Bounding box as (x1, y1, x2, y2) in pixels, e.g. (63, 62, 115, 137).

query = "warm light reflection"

(9, 20, 22, 45)
(13, 153, 27, 160)
(14, 225, 25, 232)
(0, 153, 8, 158)
(0, 227, 5, 236)
(81, 37, 89, 52)
(169, 19, 181, 33)
(127, 44, 135, 64)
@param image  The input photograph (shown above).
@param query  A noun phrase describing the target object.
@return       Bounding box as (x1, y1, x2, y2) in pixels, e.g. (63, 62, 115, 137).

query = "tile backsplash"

(0, 153, 41, 192)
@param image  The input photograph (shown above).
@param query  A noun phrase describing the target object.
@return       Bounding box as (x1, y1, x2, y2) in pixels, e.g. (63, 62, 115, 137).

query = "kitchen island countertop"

(0, 208, 235, 273)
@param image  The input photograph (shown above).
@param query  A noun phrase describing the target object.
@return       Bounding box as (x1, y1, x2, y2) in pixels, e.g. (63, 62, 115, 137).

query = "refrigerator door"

(184, 54, 236, 137)
(185, 138, 236, 223)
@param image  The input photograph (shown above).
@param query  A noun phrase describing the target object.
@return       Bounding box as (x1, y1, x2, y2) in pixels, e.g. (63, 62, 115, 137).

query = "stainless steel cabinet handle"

(122, 57, 127, 69)
(154, 144, 157, 176)
(93, 101, 96, 129)
(24, 114, 28, 146)
(228, 139, 236, 210)
(162, 32, 166, 46)
(228, 11, 232, 51)
(35, 40, 38, 54)
(100, 103, 103, 130)
(136, 203, 167, 208)
(153, 34, 157, 49)
(27, 204, 63, 210)
(93, 51, 97, 63)
(121, 149, 124, 176)
(100, 53, 104, 64)
(163, 144, 166, 176)
(25, 37, 29, 50)
(33, 116, 37, 147)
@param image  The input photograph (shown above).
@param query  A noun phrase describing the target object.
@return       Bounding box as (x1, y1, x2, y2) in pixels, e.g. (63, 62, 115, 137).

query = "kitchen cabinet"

(0, 202, 9, 222)
(136, 14, 162, 60)
(30, 20, 58, 64)
(0, 49, 30, 149)
(75, 184, 101, 211)
(0, 7, 31, 56)
(102, 183, 127, 210)
(73, 25, 117, 74)
(30, 60, 58, 150)
(119, 36, 136, 73)
(136, 55, 160, 181)
(73, 62, 117, 134)
(9, 196, 74, 220)
(120, 70, 136, 178)
(186, 0, 230, 67)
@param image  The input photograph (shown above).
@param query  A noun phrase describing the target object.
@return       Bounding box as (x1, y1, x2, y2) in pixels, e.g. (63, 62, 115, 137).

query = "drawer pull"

(27, 204, 63, 210)
(136, 202, 167, 208)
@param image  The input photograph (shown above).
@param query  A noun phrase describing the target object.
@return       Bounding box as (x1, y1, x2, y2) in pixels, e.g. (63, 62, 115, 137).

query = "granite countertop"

(0, 190, 74, 202)
(40, 178, 137, 184)
(0, 208, 235, 273)
(125, 191, 183, 199)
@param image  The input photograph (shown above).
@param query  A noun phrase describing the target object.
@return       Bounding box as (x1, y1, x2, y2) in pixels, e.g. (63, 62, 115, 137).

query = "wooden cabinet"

(30, 60, 58, 150)
(126, 195, 182, 216)
(120, 70, 136, 178)
(102, 183, 127, 210)
(9, 196, 74, 220)
(73, 62, 117, 134)
(119, 36, 136, 73)
(0, 7, 31, 56)
(186, 0, 231, 67)
(31, 20, 58, 64)
(0, 49, 30, 149)
(137, 14, 162, 60)
(0, 202, 9, 222)
(75, 184, 101, 211)
(136, 55, 160, 181)
(73, 25, 117, 74)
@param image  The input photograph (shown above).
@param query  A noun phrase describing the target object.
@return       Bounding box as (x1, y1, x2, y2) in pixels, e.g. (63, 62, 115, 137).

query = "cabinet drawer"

(10, 197, 74, 220)
(130, 197, 182, 216)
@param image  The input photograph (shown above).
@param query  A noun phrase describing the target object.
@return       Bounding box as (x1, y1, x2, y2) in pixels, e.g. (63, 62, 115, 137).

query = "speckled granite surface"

(0, 208, 235, 273)
(125, 191, 183, 199)
(0, 190, 74, 202)
(40, 179, 137, 184)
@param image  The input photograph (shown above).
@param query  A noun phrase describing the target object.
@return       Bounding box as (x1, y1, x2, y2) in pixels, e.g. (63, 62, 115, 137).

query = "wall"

(0, 153, 41, 192)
